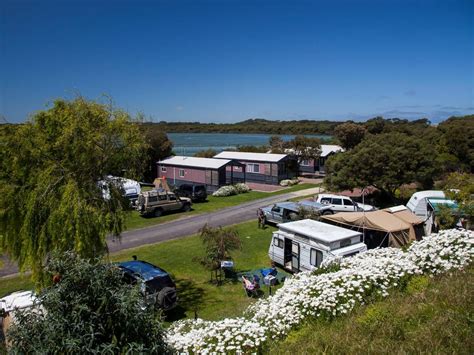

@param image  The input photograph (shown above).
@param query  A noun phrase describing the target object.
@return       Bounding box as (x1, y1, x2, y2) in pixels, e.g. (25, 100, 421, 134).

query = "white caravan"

(268, 219, 367, 273)
(406, 190, 458, 235)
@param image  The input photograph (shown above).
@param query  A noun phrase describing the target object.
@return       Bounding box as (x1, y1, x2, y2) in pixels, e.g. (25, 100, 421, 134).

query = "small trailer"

(268, 219, 367, 273)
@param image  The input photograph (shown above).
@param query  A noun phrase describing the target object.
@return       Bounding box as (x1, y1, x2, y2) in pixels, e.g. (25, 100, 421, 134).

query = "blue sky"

(1, 0, 473, 123)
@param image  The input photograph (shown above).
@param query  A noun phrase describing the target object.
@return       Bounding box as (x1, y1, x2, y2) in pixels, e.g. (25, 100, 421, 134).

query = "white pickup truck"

(315, 194, 376, 214)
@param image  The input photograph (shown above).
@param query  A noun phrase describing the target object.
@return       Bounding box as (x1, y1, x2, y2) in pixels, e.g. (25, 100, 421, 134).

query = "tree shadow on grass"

(165, 278, 206, 322)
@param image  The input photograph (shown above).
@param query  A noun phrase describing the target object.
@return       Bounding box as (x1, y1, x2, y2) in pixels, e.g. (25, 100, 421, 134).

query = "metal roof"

(284, 144, 343, 157)
(214, 151, 288, 162)
(277, 219, 361, 242)
(158, 156, 231, 169)
(320, 144, 344, 157)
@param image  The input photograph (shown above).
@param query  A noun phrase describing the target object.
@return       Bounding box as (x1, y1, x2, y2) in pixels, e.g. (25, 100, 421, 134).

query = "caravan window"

(340, 239, 351, 248)
(273, 238, 284, 248)
(310, 248, 323, 267)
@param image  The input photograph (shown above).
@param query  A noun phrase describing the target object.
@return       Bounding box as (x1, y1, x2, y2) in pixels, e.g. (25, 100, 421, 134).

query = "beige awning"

(321, 209, 421, 248)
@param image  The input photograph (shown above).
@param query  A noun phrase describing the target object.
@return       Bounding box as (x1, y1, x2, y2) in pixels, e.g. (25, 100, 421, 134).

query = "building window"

(179, 169, 185, 177)
(246, 163, 260, 173)
(301, 159, 310, 166)
(161, 166, 167, 173)
(234, 166, 240, 171)
(310, 248, 323, 267)
(273, 238, 284, 248)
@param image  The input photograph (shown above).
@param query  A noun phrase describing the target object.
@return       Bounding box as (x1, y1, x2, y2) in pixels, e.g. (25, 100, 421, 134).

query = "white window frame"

(310, 248, 323, 267)
(300, 159, 310, 166)
(273, 238, 284, 248)
(179, 169, 185, 178)
(246, 163, 260, 173)
(161, 166, 167, 173)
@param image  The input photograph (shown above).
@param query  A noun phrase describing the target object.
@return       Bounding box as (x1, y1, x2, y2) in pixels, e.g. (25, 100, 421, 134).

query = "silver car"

(261, 201, 332, 224)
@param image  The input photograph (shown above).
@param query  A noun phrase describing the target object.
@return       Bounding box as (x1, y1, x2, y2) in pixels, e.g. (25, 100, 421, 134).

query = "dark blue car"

(118, 260, 178, 310)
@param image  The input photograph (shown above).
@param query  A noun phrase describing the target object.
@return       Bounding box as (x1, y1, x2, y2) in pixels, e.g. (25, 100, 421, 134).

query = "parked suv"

(261, 200, 332, 224)
(175, 184, 208, 202)
(315, 194, 375, 213)
(136, 189, 192, 217)
(118, 259, 177, 310)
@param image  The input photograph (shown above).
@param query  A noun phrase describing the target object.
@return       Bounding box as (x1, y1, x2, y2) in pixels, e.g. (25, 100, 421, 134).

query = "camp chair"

(242, 275, 259, 297)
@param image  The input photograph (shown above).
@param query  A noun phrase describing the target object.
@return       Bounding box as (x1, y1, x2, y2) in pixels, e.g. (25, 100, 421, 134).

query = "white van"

(268, 219, 367, 273)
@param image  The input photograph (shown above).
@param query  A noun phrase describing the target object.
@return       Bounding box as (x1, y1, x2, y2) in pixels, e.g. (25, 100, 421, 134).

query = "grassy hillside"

(270, 267, 474, 354)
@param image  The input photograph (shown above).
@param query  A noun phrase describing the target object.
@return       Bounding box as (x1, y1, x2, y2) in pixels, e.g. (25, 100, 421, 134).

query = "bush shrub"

(280, 179, 300, 187)
(212, 184, 251, 197)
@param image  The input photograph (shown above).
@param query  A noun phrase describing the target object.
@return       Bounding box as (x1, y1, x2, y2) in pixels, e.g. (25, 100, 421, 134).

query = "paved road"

(0, 186, 323, 278)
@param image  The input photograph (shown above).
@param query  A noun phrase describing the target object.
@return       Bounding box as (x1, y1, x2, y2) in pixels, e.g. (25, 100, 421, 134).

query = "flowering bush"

(212, 184, 251, 197)
(166, 229, 473, 353)
(280, 179, 300, 187)
(234, 183, 251, 194)
(212, 185, 238, 197)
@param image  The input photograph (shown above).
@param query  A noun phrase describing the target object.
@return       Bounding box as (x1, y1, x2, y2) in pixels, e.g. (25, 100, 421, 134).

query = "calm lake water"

(168, 133, 331, 156)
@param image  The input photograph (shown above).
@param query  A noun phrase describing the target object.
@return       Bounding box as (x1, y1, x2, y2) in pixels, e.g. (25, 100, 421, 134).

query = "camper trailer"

(407, 190, 458, 235)
(268, 219, 367, 273)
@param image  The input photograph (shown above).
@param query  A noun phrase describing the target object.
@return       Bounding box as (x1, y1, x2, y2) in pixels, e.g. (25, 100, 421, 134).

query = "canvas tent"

(321, 208, 423, 248)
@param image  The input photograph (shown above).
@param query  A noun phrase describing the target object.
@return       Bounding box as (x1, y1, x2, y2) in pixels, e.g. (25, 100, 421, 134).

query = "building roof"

(214, 151, 288, 162)
(283, 144, 343, 158)
(320, 144, 344, 157)
(158, 156, 231, 169)
(277, 219, 361, 242)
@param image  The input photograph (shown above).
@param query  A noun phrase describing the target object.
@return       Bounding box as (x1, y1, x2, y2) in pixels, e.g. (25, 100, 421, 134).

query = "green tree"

(197, 224, 241, 283)
(324, 132, 437, 201)
(0, 97, 146, 284)
(269, 135, 285, 153)
(286, 135, 322, 175)
(334, 122, 367, 149)
(142, 128, 173, 182)
(7, 252, 168, 353)
(441, 172, 474, 228)
(437, 115, 474, 172)
(194, 148, 218, 158)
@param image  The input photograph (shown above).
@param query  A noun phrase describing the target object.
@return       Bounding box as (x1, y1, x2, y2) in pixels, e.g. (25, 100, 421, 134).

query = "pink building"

(157, 156, 244, 192)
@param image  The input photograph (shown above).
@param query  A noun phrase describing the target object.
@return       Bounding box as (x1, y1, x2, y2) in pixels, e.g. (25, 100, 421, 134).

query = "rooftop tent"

(321, 210, 419, 248)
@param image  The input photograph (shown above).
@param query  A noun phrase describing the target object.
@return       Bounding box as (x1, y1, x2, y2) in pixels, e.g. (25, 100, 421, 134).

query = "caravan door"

(291, 242, 300, 272)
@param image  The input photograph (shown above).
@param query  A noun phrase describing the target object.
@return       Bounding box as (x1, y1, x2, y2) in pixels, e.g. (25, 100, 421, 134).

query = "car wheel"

(322, 210, 333, 215)
(182, 203, 191, 212)
(157, 287, 177, 310)
(154, 208, 163, 217)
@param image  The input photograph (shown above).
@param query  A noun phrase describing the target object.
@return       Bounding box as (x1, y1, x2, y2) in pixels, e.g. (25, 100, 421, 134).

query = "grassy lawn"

(269, 267, 474, 354)
(1, 221, 280, 323)
(0, 274, 35, 298)
(125, 183, 318, 231)
(112, 221, 279, 322)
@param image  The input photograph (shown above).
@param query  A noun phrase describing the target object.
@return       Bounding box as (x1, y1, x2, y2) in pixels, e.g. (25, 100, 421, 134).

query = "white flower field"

(166, 229, 474, 354)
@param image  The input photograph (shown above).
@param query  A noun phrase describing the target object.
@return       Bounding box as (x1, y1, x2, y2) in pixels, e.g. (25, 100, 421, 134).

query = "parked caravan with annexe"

(406, 190, 459, 235)
(268, 219, 367, 273)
